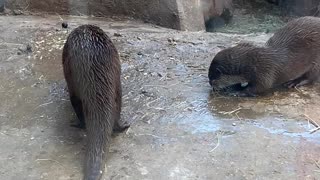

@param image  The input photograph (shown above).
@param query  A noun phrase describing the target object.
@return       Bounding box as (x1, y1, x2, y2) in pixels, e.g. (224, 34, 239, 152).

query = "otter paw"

(113, 122, 130, 133)
(283, 80, 297, 88)
(284, 79, 310, 88)
(293, 80, 311, 88)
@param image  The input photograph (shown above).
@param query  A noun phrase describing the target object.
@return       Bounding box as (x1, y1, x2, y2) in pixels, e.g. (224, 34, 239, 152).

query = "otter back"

(62, 24, 129, 180)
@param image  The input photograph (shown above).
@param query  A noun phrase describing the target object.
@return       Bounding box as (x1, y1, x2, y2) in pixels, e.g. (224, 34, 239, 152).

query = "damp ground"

(0, 15, 319, 180)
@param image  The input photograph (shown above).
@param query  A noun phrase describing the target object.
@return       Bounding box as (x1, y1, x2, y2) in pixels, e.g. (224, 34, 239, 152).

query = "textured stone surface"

(265, 0, 320, 16)
(201, 0, 233, 31)
(202, 0, 233, 22)
(280, 0, 320, 16)
(5, 0, 207, 31)
(177, 0, 205, 31)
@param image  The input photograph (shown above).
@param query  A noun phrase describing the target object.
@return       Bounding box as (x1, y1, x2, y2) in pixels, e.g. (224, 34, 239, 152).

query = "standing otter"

(208, 16, 320, 97)
(62, 25, 129, 180)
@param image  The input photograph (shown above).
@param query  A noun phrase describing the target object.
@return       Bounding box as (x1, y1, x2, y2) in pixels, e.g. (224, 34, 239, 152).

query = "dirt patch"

(0, 15, 319, 180)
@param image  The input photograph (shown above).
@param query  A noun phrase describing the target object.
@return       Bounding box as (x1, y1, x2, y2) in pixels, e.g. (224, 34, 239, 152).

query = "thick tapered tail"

(84, 120, 113, 180)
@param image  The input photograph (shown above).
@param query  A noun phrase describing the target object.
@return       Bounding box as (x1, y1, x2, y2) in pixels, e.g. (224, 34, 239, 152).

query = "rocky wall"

(4, 0, 206, 31)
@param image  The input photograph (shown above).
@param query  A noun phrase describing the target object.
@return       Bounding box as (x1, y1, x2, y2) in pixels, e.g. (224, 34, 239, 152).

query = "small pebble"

(167, 38, 175, 42)
(26, 44, 32, 53)
(265, 29, 270, 33)
(62, 22, 68, 28)
(232, 123, 236, 126)
(13, 10, 23, 15)
(114, 32, 122, 37)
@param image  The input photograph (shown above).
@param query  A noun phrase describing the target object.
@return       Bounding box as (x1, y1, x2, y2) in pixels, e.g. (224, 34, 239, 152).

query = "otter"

(208, 16, 320, 97)
(62, 24, 129, 180)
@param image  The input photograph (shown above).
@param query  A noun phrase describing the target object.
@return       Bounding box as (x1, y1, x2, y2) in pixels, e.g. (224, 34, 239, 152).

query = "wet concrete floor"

(0, 15, 319, 180)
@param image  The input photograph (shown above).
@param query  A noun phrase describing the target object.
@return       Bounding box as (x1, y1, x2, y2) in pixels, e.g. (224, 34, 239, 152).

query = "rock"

(12, 9, 23, 15)
(202, 0, 234, 31)
(62, 22, 68, 28)
(114, 32, 122, 37)
(18, 44, 32, 54)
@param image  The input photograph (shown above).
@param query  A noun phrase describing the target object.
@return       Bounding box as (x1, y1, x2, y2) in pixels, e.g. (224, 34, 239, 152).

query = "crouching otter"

(208, 16, 320, 97)
(62, 25, 130, 180)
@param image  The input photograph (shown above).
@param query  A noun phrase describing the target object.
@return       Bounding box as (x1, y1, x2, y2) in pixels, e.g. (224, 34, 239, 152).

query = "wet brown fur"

(208, 16, 320, 97)
(62, 25, 129, 180)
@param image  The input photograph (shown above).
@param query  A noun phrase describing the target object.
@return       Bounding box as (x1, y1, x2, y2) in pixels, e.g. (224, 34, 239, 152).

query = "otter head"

(208, 43, 256, 92)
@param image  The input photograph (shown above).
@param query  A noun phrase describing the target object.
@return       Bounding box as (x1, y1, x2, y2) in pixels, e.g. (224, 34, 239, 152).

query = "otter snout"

(209, 79, 221, 89)
(210, 79, 224, 91)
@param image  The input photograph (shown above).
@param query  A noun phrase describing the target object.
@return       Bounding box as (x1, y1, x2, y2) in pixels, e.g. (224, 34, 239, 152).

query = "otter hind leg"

(113, 112, 130, 133)
(284, 66, 320, 88)
(284, 78, 310, 88)
(113, 119, 130, 133)
(112, 86, 130, 133)
(70, 95, 86, 129)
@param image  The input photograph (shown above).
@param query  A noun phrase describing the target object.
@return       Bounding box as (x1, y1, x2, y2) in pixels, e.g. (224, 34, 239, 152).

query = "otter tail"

(84, 114, 113, 180)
